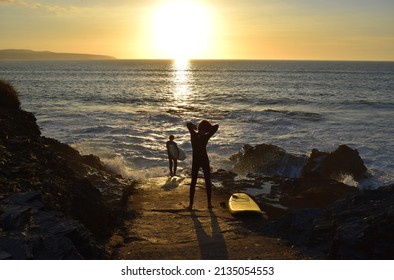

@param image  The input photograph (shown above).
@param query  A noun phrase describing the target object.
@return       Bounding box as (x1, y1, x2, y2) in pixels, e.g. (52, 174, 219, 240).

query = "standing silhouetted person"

(166, 135, 179, 177)
(186, 120, 219, 210)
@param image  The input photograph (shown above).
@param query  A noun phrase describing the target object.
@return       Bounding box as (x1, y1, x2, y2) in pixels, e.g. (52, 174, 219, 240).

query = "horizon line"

(1, 49, 393, 63)
(117, 58, 394, 63)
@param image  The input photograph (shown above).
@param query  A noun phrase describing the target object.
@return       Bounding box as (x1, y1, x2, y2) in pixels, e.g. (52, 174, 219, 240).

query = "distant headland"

(0, 49, 116, 60)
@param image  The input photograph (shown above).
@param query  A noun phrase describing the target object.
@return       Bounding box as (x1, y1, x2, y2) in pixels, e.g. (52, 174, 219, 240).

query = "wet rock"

(230, 144, 307, 178)
(302, 145, 367, 181)
(230, 144, 368, 184)
(81, 154, 105, 170)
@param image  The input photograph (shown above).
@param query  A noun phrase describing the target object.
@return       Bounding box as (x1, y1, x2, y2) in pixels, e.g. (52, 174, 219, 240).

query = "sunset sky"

(1, 0, 393, 61)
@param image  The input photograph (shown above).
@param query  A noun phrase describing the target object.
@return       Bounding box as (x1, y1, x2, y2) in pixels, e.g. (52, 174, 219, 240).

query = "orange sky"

(1, 0, 394, 60)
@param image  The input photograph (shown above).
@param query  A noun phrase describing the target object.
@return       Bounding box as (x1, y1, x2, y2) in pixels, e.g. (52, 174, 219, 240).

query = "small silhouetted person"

(166, 135, 179, 176)
(186, 120, 219, 210)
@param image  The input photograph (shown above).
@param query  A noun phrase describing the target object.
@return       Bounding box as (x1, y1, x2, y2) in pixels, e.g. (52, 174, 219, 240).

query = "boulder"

(0, 108, 41, 141)
(230, 144, 307, 178)
(302, 145, 367, 181)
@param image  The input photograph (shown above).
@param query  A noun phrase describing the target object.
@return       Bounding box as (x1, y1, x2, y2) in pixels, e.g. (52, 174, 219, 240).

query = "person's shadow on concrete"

(191, 209, 228, 259)
(161, 176, 185, 191)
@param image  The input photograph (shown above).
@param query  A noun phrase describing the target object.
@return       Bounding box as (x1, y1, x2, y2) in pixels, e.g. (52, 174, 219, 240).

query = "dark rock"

(41, 137, 80, 159)
(0, 108, 41, 141)
(231, 144, 368, 184)
(302, 145, 367, 181)
(0, 80, 21, 109)
(277, 177, 356, 210)
(59, 178, 116, 238)
(230, 144, 307, 178)
(81, 154, 105, 170)
(0, 192, 106, 259)
(1, 102, 136, 259)
(212, 169, 356, 220)
(267, 184, 394, 259)
(212, 168, 394, 259)
(277, 208, 323, 245)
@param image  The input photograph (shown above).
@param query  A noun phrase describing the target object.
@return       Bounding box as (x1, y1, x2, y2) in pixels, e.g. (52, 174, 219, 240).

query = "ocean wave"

(227, 109, 323, 124)
(340, 99, 394, 110)
(263, 109, 323, 121)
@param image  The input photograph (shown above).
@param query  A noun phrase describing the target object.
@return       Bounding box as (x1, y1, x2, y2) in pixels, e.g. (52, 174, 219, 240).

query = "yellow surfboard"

(228, 192, 263, 215)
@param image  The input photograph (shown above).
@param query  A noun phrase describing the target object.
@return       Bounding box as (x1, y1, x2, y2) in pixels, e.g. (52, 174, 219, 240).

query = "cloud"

(0, 0, 80, 14)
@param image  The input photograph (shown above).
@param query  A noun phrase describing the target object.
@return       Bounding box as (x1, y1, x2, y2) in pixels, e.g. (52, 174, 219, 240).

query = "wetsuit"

(166, 140, 178, 176)
(187, 122, 219, 207)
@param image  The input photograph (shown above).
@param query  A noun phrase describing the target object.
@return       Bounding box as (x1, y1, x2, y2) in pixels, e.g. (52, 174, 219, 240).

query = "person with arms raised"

(186, 120, 219, 210)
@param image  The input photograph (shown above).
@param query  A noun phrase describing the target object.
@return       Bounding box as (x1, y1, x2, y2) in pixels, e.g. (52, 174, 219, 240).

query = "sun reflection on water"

(172, 59, 192, 102)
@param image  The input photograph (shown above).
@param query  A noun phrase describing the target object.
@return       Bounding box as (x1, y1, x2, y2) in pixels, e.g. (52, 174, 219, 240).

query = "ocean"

(1, 60, 393, 188)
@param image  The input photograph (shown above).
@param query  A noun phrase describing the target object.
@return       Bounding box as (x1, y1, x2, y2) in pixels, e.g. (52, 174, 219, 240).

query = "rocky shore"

(1, 81, 393, 259)
(0, 84, 135, 259)
(212, 143, 394, 259)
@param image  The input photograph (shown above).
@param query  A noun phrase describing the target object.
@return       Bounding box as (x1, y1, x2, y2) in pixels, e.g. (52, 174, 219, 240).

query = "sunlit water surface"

(1, 60, 393, 188)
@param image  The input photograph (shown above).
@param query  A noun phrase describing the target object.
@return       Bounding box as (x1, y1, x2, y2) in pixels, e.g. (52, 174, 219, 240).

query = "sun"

(151, 0, 212, 61)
